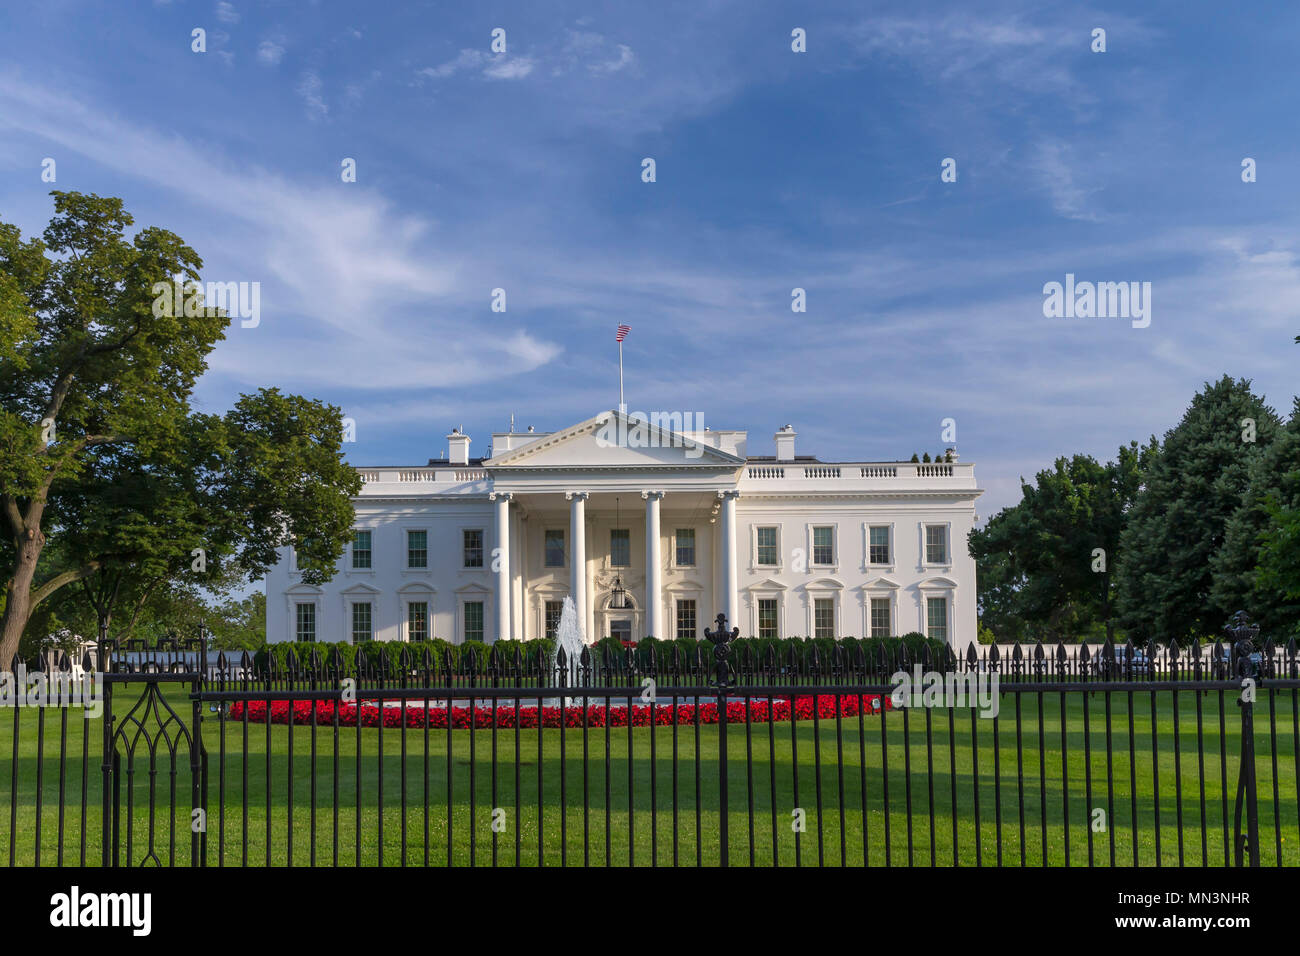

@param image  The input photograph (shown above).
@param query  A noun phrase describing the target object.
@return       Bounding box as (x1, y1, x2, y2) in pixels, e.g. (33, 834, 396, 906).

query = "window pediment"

(918, 576, 959, 589)
(804, 577, 843, 591)
(860, 576, 901, 591)
(397, 581, 437, 594)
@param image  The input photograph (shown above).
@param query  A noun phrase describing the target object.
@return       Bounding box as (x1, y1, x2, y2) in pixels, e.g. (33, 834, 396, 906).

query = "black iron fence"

(2, 613, 1297, 867)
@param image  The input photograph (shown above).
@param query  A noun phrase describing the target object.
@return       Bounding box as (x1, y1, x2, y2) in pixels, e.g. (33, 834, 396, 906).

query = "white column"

(643, 491, 664, 639)
(567, 492, 589, 641)
(492, 492, 512, 641)
(720, 490, 740, 629)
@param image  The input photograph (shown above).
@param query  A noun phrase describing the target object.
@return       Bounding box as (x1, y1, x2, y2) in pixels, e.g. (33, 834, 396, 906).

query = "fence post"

(98, 621, 113, 868)
(193, 623, 207, 867)
(704, 612, 739, 867)
(1227, 611, 1261, 867)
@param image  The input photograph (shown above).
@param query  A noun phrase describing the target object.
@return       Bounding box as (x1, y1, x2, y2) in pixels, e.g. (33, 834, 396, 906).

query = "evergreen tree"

(1114, 376, 1280, 642)
(1213, 397, 1300, 639)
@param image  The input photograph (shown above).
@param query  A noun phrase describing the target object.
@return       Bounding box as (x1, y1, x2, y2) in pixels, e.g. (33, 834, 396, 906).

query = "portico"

(489, 485, 737, 644)
(484, 410, 747, 642)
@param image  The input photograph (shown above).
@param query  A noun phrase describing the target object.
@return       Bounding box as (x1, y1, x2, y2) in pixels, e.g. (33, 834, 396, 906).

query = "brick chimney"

(447, 426, 471, 466)
(774, 424, 796, 462)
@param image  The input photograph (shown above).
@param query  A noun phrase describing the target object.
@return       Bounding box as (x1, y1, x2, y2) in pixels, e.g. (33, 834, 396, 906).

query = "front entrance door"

(609, 619, 632, 643)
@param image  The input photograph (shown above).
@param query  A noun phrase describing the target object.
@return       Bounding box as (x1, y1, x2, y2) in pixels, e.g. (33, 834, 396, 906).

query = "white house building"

(265, 409, 982, 649)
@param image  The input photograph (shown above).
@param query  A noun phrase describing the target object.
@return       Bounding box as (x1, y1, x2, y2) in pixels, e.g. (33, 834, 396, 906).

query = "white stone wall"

(266, 494, 979, 647)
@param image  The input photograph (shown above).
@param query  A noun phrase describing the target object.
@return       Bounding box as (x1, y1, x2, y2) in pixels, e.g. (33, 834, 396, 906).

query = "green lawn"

(2, 685, 1297, 866)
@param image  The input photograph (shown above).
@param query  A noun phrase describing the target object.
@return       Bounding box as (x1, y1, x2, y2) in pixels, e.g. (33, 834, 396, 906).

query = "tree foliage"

(1114, 376, 1280, 642)
(0, 192, 359, 663)
(969, 444, 1149, 643)
(1212, 397, 1300, 637)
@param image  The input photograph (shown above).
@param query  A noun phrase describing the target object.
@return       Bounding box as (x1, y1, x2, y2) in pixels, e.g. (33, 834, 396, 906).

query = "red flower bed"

(226, 693, 891, 729)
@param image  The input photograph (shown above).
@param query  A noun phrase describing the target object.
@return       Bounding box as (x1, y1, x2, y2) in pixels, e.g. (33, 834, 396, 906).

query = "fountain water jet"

(551, 596, 586, 704)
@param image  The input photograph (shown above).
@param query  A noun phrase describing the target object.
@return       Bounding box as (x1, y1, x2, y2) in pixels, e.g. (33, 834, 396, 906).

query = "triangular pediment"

(488, 410, 744, 470)
(859, 576, 901, 591)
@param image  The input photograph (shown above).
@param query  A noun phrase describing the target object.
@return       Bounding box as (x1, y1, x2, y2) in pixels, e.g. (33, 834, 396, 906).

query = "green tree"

(968, 443, 1148, 643)
(1257, 500, 1300, 612)
(0, 192, 359, 664)
(207, 591, 266, 651)
(1212, 397, 1300, 639)
(1114, 376, 1281, 643)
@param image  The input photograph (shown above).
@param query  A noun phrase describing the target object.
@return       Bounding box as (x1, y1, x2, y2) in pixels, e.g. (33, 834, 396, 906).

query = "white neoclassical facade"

(265, 410, 983, 649)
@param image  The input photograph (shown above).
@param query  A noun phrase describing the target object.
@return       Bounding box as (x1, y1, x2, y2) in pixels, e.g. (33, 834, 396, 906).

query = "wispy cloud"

(419, 31, 635, 86)
(1030, 140, 1105, 222)
(483, 56, 535, 80)
(256, 39, 285, 66)
(590, 44, 635, 75)
(295, 70, 327, 121)
(0, 74, 563, 396)
(214, 2, 239, 25)
(418, 49, 535, 82)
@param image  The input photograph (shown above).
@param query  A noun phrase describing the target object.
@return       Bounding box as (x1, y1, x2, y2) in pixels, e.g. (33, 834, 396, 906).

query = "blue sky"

(1, 0, 1298, 524)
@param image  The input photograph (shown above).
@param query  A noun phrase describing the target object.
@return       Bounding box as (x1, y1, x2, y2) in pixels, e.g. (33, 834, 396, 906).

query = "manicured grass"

(2, 685, 1297, 866)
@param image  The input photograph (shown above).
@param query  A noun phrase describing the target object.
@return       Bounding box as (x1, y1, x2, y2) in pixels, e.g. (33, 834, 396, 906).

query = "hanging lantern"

(610, 496, 631, 610)
(610, 573, 630, 610)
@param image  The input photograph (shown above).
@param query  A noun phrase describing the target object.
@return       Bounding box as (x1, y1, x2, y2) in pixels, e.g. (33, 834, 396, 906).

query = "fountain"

(551, 596, 586, 704)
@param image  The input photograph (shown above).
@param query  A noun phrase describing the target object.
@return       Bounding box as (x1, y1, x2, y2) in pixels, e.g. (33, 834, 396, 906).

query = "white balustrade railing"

(916, 464, 954, 477)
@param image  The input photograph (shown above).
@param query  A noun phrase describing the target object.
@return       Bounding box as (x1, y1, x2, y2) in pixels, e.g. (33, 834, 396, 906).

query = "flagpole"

(618, 339, 625, 413)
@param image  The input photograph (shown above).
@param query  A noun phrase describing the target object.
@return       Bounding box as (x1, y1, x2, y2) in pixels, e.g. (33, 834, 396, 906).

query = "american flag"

(615, 324, 631, 342)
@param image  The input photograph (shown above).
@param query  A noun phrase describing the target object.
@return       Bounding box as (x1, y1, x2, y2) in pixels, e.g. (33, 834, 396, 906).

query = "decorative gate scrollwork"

(100, 632, 207, 867)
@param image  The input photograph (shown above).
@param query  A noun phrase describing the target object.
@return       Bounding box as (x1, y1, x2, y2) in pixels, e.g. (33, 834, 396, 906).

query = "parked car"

(1094, 647, 1150, 678)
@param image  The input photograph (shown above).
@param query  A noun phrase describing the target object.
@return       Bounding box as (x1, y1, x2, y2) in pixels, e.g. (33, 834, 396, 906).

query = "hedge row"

(254, 639, 552, 675)
(251, 633, 948, 678)
(589, 633, 949, 670)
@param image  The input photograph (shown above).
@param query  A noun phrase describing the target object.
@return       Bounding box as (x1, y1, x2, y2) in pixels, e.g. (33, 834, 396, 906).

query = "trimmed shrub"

(457, 639, 490, 671)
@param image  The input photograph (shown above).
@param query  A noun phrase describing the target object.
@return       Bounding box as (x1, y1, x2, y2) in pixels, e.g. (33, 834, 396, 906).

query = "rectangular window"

(544, 600, 564, 640)
(676, 599, 697, 641)
(463, 529, 484, 568)
(351, 530, 372, 569)
(814, 597, 834, 638)
(544, 529, 566, 568)
(675, 528, 696, 567)
(869, 526, 891, 565)
(812, 526, 834, 565)
(927, 596, 948, 643)
(925, 525, 948, 565)
(463, 601, 484, 643)
(351, 602, 372, 644)
(756, 527, 778, 566)
(870, 597, 891, 638)
(295, 603, 316, 642)
(407, 530, 427, 569)
(758, 598, 778, 639)
(408, 602, 428, 642)
(610, 528, 630, 567)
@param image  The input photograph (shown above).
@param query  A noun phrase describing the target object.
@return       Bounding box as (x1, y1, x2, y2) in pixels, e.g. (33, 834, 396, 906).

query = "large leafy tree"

(1114, 376, 1281, 642)
(1212, 397, 1300, 639)
(0, 192, 360, 664)
(969, 443, 1148, 643)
